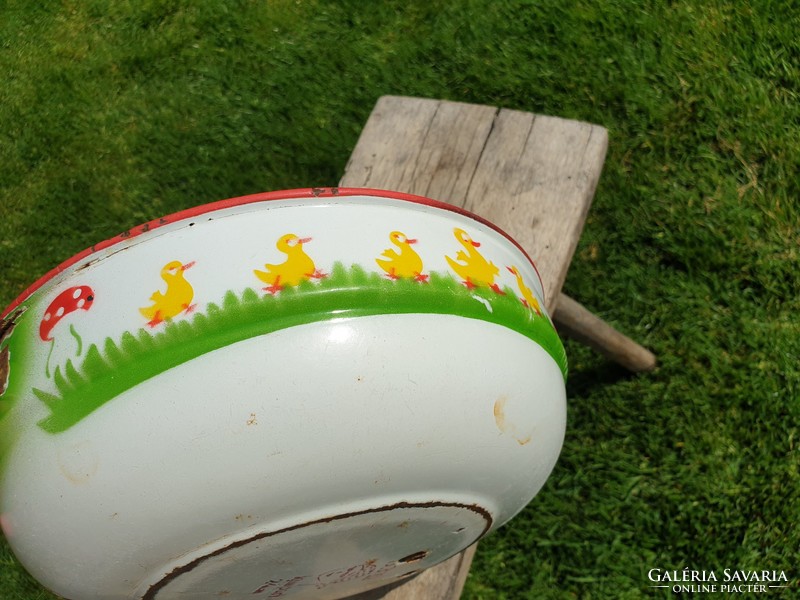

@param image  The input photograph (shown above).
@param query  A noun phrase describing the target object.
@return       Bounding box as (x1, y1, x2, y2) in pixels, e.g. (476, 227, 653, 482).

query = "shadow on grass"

(565, 358, 638, 398)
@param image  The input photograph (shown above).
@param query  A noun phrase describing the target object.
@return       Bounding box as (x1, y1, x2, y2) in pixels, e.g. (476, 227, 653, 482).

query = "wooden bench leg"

(553, 293, 657, 372)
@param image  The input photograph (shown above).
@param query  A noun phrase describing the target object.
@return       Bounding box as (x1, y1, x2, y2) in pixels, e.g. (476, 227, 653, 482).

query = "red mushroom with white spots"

(39, 286, 95, 377)
(40, 286, 95, 341)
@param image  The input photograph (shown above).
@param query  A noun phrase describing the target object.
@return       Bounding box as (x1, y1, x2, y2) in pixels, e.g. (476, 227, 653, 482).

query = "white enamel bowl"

(0, 188, 567, 600)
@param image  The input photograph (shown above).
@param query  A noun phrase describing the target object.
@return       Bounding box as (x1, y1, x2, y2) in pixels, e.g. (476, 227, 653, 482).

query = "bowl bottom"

(141, 500, 491, 600)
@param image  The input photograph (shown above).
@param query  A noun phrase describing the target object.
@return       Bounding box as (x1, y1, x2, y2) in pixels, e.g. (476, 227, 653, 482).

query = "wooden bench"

(339, 96, 655, 600)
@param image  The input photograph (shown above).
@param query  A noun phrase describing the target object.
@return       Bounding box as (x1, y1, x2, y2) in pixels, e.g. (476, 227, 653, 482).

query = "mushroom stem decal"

(40, 286, 95, 378)
(69, 324, 84, 356)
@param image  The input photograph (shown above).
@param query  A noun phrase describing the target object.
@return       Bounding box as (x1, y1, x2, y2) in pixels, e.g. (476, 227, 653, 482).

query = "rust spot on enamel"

(494, 395, 532, 446)
(493, 396, 507, 430)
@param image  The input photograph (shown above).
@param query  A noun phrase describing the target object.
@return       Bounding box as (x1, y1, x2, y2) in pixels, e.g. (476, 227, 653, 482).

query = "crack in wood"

(463, 107, 500, 211)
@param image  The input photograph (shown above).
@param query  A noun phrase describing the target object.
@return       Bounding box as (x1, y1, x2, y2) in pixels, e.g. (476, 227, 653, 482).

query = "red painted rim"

(1, 187, 544, 319)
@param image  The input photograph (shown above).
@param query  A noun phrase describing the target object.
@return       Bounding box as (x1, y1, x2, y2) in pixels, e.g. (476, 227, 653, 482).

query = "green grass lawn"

(1, 1, 798, 598)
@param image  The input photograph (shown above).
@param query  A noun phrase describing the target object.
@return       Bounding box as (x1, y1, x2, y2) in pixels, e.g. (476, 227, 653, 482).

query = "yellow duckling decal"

(254, 233, 326, 294)
(507, 265, 542, 316)
(140, 260, 196, 327)
(376, 231, 428, 282)
(446, 228, 503, 293)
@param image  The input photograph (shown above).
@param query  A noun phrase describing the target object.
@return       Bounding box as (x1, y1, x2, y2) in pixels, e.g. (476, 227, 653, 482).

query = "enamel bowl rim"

(1, 186, 545, 320)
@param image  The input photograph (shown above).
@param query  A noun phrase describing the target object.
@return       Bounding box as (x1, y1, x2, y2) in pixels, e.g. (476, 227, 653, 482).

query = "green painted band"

(34, 263, 566, 433)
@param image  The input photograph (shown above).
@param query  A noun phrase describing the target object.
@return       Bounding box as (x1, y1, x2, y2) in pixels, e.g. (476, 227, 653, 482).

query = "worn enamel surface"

(0, 188, 567, 599)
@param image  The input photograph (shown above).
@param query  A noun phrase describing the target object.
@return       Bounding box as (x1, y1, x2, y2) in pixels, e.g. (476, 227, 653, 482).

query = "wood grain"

(462, 109, 608, 305)
(342, 96, 496, 202)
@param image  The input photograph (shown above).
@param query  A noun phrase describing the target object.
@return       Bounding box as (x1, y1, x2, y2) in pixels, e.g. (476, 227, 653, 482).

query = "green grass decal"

(34, 263, 566, 433)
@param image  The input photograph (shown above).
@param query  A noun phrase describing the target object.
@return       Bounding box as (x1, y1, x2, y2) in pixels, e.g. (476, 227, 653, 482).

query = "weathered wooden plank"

(342, 96, 496, 202)
(462, 108, 608, 305)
